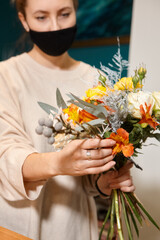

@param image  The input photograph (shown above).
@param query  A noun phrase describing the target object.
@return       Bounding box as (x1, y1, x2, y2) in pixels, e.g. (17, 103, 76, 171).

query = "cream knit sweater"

(0, 53, 100, 240)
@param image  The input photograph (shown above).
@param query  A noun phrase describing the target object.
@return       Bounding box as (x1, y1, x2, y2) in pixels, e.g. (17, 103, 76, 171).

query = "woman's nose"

(49, 19, 61, 31)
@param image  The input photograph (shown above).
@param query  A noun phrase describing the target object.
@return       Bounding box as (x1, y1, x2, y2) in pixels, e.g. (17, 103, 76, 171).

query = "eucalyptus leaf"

(38, 102, 58, 114)
(69, 99, 107, 119)
(70, 93, 108, 118)
(85, 118, 105, 126)
(56, 88, 67, 109)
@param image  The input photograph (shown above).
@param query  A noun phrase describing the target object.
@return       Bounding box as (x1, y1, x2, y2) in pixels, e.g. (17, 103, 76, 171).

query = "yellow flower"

(85, 85, 107, 99)
(63, 104, 80, 123)
(114, 77, 142, 91)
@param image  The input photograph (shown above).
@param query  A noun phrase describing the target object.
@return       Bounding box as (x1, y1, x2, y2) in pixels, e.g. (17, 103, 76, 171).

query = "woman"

(0, 0, 135, 239)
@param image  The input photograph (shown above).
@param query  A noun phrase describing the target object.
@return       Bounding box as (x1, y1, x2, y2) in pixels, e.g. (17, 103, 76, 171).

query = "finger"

(81, 138, 116, 150)
(120, 185, 135, 192)
(111, 172, 132, 184)
(109, 178, 133, 189)
(118, 162, 133, 177)
(83, 148, 113, 160)
(84, 161, 116, 175)
(85, 155, 114, 168)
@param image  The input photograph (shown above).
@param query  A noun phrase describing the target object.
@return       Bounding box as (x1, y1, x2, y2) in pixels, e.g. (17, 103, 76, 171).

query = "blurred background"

(0, 0, 132, 67)
(0, 0, 160, 239)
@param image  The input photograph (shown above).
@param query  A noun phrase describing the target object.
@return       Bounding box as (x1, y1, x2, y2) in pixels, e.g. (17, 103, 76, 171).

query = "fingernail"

(111, 162, 116, 167)
(110, 140, 116, 145)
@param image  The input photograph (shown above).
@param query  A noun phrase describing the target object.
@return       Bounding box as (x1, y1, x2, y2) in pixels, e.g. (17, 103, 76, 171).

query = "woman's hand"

(55, 138, 116, 176)
(96, 161, 135, 196)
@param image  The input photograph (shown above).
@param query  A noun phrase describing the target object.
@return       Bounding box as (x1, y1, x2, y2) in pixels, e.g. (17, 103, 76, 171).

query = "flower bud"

(138, 67, 147, 80)
(141, 123, 148, 128)
(132, 75, 139, 88)
(154, 110, 160, 119)
(99, 73, 107, 87)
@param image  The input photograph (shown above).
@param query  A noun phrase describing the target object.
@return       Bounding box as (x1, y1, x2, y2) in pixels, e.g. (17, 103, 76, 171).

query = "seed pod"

(38, 118, 45, 126)
(35, 125, 43, 135)
(54, 122, 63, 132)
(48, 136, 55, 145)
(43, 127, 53, 137)
(45, 118, 53, 128)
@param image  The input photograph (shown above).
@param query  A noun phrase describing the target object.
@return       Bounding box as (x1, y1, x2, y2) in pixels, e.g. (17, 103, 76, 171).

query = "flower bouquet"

(36, 47, 160, 239)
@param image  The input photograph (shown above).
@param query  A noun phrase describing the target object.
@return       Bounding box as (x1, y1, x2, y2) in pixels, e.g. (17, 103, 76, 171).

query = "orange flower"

(109, 128, 134, 157)
(63, 104, 97, 124)
(79, 110, 98, 123)
(138, 103, 159, 130)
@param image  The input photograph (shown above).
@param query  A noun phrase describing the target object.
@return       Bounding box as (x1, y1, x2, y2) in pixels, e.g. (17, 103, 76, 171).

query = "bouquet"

(36, 47, 160, 239)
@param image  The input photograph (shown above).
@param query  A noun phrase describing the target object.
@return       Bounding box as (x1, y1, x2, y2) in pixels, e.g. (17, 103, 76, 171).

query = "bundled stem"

(99, 189, 160, 240)
(114, 190, 124, 240)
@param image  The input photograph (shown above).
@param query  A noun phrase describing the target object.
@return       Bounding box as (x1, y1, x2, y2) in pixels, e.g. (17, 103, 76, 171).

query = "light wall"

(129, 0, 160, 239)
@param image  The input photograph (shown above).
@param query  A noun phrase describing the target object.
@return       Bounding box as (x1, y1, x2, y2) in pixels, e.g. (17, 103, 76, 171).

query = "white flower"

(152, 91, 160, 110)
(128, 91, 155, 119)
(53, 133, 75, 150)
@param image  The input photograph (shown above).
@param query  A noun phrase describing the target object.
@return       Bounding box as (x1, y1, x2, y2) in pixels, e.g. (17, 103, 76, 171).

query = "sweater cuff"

(1, 147, 46, 201)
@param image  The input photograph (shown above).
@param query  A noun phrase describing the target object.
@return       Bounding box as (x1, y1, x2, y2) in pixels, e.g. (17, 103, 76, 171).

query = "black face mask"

(29, 25, 77, 56)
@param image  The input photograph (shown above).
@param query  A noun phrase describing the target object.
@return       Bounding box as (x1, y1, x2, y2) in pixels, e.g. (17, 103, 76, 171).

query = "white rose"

(127, 91, 155, 119)
(152, 91, 160, 110)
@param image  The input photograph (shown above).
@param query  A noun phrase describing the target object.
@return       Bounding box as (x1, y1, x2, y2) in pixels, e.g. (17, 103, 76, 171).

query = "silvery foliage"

(103, 90, 129, 132)
(100, 38, 129, 85)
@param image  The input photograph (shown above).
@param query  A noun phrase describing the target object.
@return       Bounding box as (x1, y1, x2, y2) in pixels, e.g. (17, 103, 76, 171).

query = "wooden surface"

(0, 227, 32, 240)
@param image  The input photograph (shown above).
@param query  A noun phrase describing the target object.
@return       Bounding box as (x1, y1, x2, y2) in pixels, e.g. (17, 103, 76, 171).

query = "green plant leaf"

(124, 193, 143, 225)
(128, 206, 139, 237)
(120, 192, 133, 240)
(69, 99, 107, 119)
(104, 131, 111, 138)
(56, 88, 67, 109)
(38, 102, 58, 115)
(130, 193, 160, 230)
(69, 93, 108, 118)
(150, 133, 160, 142)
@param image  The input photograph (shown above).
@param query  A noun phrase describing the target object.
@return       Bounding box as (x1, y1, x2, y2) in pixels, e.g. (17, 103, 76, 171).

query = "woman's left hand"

(96, 161, 135, 196)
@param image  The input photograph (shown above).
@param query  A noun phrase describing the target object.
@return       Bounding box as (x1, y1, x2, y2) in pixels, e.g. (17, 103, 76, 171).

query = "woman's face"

(20, 0, 76, 32)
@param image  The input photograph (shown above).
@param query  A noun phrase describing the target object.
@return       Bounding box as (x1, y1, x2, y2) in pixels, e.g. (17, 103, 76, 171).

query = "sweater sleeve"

(82, 175, 99, 197)
(0, 66, 46, 201)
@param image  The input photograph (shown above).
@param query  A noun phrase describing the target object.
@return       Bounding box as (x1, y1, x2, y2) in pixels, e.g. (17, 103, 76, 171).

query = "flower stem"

(120, 191, 133, 240)
(114, 190, 124, 240)
(108, 191, 115, 239)
(98, 205, 111, 240)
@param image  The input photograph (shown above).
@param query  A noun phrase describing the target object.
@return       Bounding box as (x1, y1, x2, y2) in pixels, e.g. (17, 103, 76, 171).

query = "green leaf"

(69, 99, 107, 119)
(69, 93, 108, 118)
(38, 102, 58, 115)
(130, 193, 160, 230)
(128, 207, 139, 237)
(56, 88, 67, 109)
(124, 193, 143, 225)
(104, 131, 111, 138)
(120, 192, 133, 240)
(150, 133, 160, 142)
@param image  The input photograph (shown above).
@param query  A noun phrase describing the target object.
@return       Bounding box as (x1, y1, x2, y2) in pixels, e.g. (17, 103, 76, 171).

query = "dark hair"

(15, 0, 78, 16)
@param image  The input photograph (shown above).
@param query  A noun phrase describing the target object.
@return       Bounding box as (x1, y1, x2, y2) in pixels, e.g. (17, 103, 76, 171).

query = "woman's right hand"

(55, 138, 116, 176)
